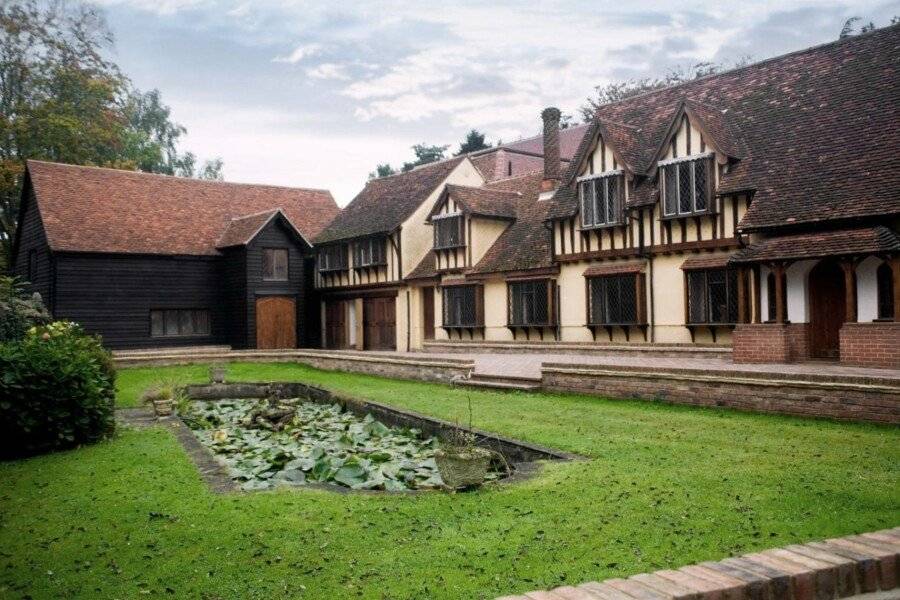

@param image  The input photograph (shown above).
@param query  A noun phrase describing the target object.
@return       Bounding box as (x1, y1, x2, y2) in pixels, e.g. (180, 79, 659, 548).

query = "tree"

(368, 163, 396, 180)
(0, 0, 223, 265)
(454, 129, 490, 155)
(401, 144, 449, 172)
(578, 58, 752, 121)
(839, 16, 893, 38)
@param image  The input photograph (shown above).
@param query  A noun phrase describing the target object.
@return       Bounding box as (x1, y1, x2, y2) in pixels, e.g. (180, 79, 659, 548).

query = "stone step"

(459, 376, 541, 392)
(422, 340, 731, 359)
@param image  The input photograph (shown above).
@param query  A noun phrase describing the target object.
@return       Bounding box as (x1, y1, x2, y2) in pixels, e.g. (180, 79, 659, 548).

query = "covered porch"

(729, 226, 899, 368)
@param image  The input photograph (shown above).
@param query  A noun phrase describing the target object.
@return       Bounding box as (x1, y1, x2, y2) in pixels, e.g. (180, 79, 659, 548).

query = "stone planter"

(209, 365, 227, 384)
(152, 399, 174, 417)
(435, 446, 492, 489)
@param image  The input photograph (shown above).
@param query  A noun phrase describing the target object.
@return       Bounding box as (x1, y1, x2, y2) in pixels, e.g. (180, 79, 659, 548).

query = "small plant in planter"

(435, 396, 493, 490)
(141, 382, 183, 417)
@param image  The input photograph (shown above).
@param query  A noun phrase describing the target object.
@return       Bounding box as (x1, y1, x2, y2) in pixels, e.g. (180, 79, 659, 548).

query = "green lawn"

(2, 362, 898, 599)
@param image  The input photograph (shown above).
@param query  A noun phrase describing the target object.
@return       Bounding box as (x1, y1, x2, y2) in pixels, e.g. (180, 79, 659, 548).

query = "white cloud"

(306, 63, 351, 80)
(272, 43, 323, 64)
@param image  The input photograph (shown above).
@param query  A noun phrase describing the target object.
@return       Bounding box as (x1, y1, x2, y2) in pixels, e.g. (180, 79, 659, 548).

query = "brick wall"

(733, 324, 809, 363)
(840, 322, 900, 369)
(541, 366, 900, 424)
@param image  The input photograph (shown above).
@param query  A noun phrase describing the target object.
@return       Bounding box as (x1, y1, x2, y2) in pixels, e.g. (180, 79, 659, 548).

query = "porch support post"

(752, 265, 762, 324)
(892, 256, 900, 322)
(737, 267, 750, 324)
(840, 259, 857, 323)
(773, 262, 786, 324)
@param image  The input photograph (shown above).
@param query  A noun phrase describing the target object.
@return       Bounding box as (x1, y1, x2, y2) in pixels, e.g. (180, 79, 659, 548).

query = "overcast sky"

(94, 0, 899, 205)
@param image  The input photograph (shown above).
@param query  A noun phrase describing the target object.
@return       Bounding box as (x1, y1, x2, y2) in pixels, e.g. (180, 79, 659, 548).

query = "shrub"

(0, 276, 50, 342)
(0, 321, 116, 459)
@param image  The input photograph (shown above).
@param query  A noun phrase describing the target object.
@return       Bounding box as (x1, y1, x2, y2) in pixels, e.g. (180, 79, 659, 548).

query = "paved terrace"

(376, 350, 900, 383)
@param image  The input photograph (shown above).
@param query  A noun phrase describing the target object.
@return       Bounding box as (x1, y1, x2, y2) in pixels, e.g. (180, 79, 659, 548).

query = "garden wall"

(541, 364, 900, 424)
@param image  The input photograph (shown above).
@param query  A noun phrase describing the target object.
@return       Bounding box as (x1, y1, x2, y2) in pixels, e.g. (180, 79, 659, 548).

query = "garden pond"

(182, 397, 504, 491)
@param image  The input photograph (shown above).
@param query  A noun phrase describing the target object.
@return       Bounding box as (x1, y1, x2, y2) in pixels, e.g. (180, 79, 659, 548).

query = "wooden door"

(324, 300, 347, 349)
(422, 287, 435, 340)
(363, 296, 396, 350)
(256, 296, 297, 349)
(808, 261, 845, 359)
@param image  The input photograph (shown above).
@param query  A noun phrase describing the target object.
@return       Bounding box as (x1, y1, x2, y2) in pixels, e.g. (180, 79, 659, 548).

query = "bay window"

(442, 285, 482, 328)
(508, 279, 554, 327)
(686, 268, 738, 325)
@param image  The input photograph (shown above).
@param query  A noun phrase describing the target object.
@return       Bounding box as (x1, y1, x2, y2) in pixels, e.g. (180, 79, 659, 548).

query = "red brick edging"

(497, 527, 900, 600)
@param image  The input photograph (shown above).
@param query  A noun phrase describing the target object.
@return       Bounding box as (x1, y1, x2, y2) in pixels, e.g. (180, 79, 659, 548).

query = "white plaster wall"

(786, 260, 816, 323)
(759, 264, 771, 322)
(399, 159, 484, 279)
(857, 256, 882, 322)
(482, 278, 514, 341)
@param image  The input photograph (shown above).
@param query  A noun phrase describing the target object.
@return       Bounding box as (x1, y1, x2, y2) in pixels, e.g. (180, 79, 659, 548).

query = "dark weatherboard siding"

(10, 184, 53, 309)
(53, 253, 225, 349)
(243, 217, 314, 348)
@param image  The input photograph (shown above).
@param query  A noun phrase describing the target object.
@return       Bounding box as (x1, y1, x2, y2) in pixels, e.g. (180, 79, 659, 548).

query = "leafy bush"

(0, 321, 116, 459)
(0, 276, 50, 342)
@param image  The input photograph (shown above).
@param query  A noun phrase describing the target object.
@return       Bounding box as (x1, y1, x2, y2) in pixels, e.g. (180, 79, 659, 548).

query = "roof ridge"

(26, 159, 334, 195)
(484, 169, 543, 185)
(366, 155, 464, 182)
(229, 207, 282, 221)
(447, 183, 522, 196)
(588, 23, 900, 116)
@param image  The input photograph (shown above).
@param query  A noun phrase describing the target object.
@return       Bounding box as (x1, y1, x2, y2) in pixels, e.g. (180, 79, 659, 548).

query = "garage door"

(363, 296, 396, 350)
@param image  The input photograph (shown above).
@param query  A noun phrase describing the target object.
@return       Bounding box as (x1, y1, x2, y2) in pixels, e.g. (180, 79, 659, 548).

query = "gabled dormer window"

(578, 171, 624, 228)
(318, 243, 348, 272)
(354, 236, 387, 268)
(660, 153, 713, 217)
(433, 213, 464, 249)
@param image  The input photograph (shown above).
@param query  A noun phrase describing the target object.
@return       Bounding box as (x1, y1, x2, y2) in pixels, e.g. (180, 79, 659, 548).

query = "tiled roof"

(439, 184, 519, 220)
(549, 26, 900, 230)
(405, 253, 438, 281)
(680, 254, 733, 270)
(216, 209, 297, 249)
(468, 172, 555, 275)
(501, 123, 590, 159)
(26, 160, 338, 256)
(730, 226, 900, 263)
(315, 156, 465, 244)
(583, 261, 646, 276)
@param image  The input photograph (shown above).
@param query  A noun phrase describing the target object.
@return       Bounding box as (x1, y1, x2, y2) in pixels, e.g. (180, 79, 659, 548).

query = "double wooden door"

(808, 261, 845, 359)
(255, 296, 297, 349)
(363, 296, 396, 350)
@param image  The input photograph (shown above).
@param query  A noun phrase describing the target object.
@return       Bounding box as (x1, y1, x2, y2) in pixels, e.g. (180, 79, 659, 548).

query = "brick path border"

(497, 527, 900, 600)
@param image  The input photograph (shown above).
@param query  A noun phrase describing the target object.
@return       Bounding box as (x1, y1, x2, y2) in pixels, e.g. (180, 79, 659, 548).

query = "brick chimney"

(541, 107, 561, 193)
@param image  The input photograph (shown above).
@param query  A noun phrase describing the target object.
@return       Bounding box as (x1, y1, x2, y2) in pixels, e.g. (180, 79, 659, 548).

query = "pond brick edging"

(497, 527, 900, 600)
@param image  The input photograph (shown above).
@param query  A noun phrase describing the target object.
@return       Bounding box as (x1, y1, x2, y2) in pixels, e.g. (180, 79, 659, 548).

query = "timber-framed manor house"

(11, 25, 900, 369)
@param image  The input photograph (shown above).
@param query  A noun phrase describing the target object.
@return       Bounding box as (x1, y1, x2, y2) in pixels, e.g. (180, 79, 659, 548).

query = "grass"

(2, 362, 898, 599)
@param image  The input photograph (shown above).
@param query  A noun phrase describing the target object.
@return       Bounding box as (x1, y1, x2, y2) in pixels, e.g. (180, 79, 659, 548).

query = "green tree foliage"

(367, 163, 397, 180)
(402, 143, 449, 172)
(578, 58, 752, 121)
(839, 16, 895, 38)
(0, 1, 223, 264)
(454, 129, 490, 155)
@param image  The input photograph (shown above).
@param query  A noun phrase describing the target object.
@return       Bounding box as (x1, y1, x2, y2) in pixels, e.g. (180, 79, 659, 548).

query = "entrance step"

(459, 373, 541, 392)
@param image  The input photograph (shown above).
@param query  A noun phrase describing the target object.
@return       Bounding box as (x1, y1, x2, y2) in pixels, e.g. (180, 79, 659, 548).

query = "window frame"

(318, 243, 348, 273)
(441, 285, 482, 329)
(507, 279, 555, 327)
(353, 236, 387, 268)
(685, 268, 739, 326)
(659, 153, 714, 218)
(577, 170, 625, 229)
(586, 273, 642, 326)
(150, 309, 211, 338)
(262, 247, 289, 281)
(433, 212, 465, 250)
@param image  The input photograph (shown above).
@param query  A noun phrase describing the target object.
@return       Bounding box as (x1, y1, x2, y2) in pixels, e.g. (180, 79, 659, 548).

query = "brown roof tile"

(680, 254, 734, 270)
(730, 226, 900, 263)
(315, 156, 465, 244)
(405, 253, 438, 281)
(216, 209, 298, 249)
(549, 26, 900, 229)
(26, 160, 338, 255)
(468, 172, 555, 275)
(584, 261, 646, 276)
(438, 184, 519, 220)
